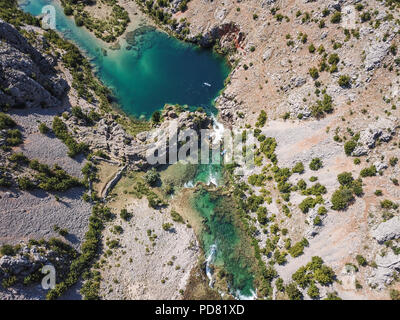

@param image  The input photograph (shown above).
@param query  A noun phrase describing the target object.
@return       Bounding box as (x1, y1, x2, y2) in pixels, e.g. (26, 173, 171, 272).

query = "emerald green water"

(20, 0, 229, 118)
(193, 189, 255, 297)
(20, 0, 254, 298)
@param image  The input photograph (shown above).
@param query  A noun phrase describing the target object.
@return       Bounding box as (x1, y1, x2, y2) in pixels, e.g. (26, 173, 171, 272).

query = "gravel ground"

(0, 187, 91, 249)
(100, 197, 199, 300)
(0, 105, 91, 250)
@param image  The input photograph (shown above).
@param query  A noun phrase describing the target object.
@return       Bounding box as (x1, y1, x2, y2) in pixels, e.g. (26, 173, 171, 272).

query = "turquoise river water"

(20, 0, 255, 298)
(20, 0, 229, 118)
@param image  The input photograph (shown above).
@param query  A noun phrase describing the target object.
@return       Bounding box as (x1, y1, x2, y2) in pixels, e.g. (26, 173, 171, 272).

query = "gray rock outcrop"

(368, 251, 400, 290)
(372, 216, 400, 244)
(0, 20, 69, 108)
(352, 117, 398, 156)
(0, 243, 70, 281)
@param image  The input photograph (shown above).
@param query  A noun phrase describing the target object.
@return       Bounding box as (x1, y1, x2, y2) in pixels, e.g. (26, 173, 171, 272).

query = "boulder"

(372, 216, 400, 244)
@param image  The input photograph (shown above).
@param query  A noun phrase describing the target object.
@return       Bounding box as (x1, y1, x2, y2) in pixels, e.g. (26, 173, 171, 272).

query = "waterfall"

(211, 114, 225, 146)
(205, 244, 217, 287)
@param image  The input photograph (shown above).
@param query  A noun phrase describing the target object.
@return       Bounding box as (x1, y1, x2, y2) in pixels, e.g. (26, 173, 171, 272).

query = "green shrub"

(288, 239, 308, 258)
(331, 187, 354, 210)
(292, 266, 312, 288)
(344, 140, 357, 156)
(307, 282, 320, 299)
(380, 199, 396, 209)
(338, 75, 351, 87)
(2, 275, 17, 288)
(171, 210, 184, 223)
(359, 165, 376, 177)
(389, 157, 398, 167)
(302, 183, 327, 196)
(297, 179, 307, 190)
(356, 255, 367, 267)
(318, 206, 327, 215)
(286, 283, 303, 300)
(299, 196, 322, 213)
(256, 206, 268, 225)
(274, 250, 287, 265)
(0, 0, 40, 27)
(17, 177, 35, 190)
(248, 173, 266, 187)
(309, 67, 319, 79)
(256, 110, 267, 127)
(390, 289, 400, 300)
(151, 110, 161, 123)
(309, 158, 323, 171)
(314, 265, 335, 285)
(328, 53, 340, 65)
(120, 209, 132, 221)
(360, 11, 371, 22)
(75, 16, 84, 27)
(313, 216, 322, 225)
(325, 292, 342, 300)
(5, 129, 23, 146)
(0, 112, 16, 130)
(337, 172, 354, 186)
(144, 168, 160, 186)
(64, 5, 73, 16)
(330, 12, 341, 23)
(311, 94, 333, 118)
(52, 117, 89, 157)
(8, 152, 29, 164)
(292, 162, 305, 174)
(38, 122, 50, 134)
(0, 244, 16, 256)
(30, 162, 81, 192)
(162, 223, 173, 231)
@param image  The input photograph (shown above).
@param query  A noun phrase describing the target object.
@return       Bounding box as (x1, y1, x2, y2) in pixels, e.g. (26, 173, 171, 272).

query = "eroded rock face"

(198, 22, 245, 50)
(368, 251, 400, 290)
(352, 117, 398, 156)
(372, 216, 400, 244)
(0, 20, 69, 108)
(364, 39, 391, 71)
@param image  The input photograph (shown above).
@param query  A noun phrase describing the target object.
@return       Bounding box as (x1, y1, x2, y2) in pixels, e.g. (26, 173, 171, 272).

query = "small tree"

(151, 110, 161, 123)
(38, 122, 50, 134)
(338, 75, 351, 88)
(120, 209, 132, 221)
(309, 158, 323, 171)
(330, 12, 341, 23)
(286, 283, 303, 300)
(144, 168, 160, 186)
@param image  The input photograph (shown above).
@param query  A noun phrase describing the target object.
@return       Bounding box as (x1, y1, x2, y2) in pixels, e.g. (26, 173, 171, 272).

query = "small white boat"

(203, 82, 211, 87)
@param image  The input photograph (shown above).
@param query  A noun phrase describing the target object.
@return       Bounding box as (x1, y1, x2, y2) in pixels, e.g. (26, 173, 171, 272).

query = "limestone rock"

(0, 20, 69, 108)
(352, 117, 398, 155)
(364, 40, 391, 71)
(372, 216, 400, 244)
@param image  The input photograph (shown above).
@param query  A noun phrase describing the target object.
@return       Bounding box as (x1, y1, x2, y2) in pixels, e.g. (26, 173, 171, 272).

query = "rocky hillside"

(126, 0, 400, 300)
(0, 20, 69, 108)
(0, 0, 399, 300)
